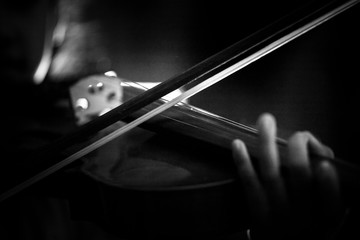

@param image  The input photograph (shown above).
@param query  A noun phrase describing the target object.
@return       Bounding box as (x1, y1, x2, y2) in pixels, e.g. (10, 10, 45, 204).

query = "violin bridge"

(69, 72, 123, 125)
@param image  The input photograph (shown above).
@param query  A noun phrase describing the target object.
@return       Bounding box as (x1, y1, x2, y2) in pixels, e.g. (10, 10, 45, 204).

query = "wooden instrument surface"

(1, 1, 360, 239)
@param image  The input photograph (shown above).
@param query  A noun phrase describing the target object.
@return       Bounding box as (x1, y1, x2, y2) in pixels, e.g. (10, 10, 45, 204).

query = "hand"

(232, 113, 345, 240)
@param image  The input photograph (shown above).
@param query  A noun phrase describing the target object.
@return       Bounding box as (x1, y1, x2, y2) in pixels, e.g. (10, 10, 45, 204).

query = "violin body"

(2, 1, 360, 239)
(78, 126, 246, 238)
(66, 1, 360, 236)
(64, 75, 248, 237)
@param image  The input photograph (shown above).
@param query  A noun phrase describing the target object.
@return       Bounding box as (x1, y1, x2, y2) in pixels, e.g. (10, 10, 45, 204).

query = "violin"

(1, 0, 360, 238)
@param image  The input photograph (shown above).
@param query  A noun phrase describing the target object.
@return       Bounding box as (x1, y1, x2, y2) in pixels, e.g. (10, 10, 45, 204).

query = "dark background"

(53, 0, 360, 163)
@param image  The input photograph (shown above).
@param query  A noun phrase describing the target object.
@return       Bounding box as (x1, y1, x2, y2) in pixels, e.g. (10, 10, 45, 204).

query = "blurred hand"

(232, 113, 345, 240)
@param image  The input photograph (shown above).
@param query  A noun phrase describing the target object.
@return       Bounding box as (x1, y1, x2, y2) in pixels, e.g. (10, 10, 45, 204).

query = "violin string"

(1, 0, 359, 202)
(122, 80, 265, 141)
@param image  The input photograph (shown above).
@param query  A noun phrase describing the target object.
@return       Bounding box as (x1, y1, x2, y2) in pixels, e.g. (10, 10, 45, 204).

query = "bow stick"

(1, 0, 359, 202)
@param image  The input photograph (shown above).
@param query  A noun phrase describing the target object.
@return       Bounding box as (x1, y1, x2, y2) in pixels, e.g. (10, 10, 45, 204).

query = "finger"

(307, 134, 335, 160)
(256, 113, 287, 211)
(286, 131, 313, 189)
(286, 132, 333, 192)
(306, 135, 337, 202)
(308, 136, 339, 212)
(232, 139, 268, 222)
(314, 160, 345, 239)
(286, 131, 317, 222)
(257, 113, 280, 178)
(314, 161, 342, 221)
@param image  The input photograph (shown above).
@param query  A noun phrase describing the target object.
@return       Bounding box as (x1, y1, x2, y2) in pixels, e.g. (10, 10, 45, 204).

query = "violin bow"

(1, 0, 359, 202)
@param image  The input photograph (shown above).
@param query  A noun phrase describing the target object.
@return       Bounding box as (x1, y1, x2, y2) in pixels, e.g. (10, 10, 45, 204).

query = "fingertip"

(257, 113, 276, 136)
(232, 139, 247, 159)
(308, 134, 335, 159)
(232, 139, 250, 166)
(317, 160, 337, 179)
(324, 146, 335, 159)
(315, 160, 340, 195)
(315, 160, 341, 213)
(232, 139, 245, 151)
(257, 112, 274, 123)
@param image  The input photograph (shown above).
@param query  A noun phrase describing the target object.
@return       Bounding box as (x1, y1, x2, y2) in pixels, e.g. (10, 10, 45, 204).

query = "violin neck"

(122, 84, 360, 206)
